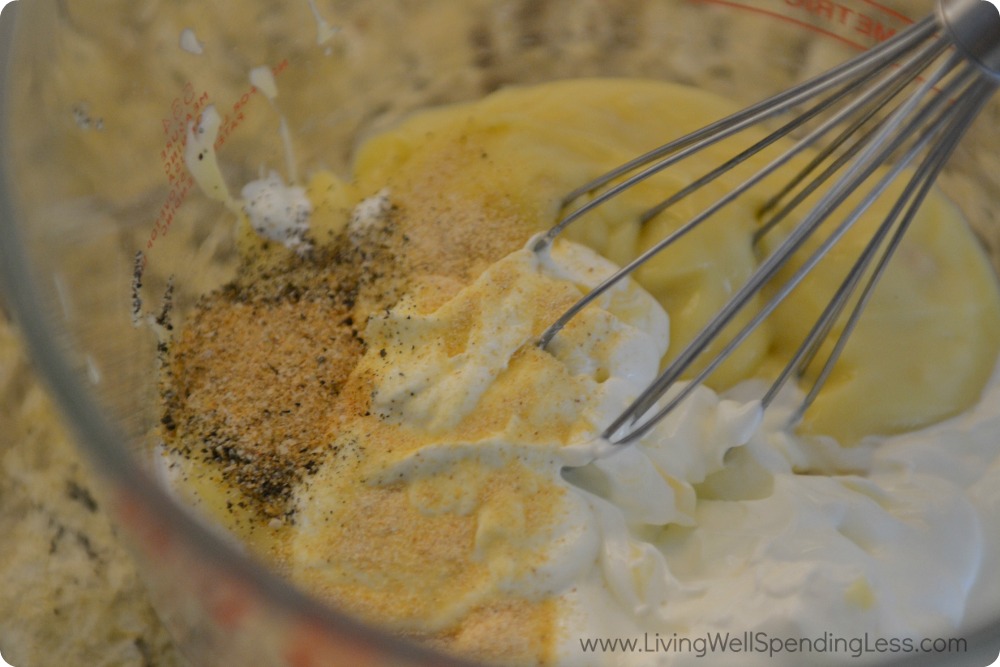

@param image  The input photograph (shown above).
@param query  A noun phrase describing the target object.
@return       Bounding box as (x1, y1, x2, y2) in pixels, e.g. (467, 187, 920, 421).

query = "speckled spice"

(0, 313, 185, 667)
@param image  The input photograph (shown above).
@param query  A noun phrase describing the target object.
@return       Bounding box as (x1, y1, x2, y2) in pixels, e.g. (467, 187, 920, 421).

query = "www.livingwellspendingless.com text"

(578, 631, 968, 659)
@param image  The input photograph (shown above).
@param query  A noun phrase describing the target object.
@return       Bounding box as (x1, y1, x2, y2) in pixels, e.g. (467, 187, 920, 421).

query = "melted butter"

(184, 105, 241, 215)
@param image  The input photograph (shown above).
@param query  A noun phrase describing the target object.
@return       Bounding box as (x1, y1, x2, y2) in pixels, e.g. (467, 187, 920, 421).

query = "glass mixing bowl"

(1, 0, 998, 665)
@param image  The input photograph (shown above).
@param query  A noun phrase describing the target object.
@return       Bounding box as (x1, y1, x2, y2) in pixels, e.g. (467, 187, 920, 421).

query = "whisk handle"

(939, 0, 1000, 79)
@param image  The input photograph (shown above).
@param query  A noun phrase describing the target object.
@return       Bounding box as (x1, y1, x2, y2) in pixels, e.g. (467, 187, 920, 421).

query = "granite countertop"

(0, 307, 185, 667)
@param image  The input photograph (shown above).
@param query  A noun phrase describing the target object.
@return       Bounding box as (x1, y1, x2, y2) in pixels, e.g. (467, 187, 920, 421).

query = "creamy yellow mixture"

(159, 79, 1000, 664)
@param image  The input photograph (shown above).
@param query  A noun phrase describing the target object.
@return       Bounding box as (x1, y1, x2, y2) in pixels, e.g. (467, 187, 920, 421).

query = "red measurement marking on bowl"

(142, 59, 291, 267)
(284, 617, 381, 667)
(689, 0, 913, 52)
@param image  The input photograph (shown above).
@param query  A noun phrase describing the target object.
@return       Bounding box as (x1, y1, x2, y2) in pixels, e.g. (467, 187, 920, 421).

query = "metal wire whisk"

(534, 0, 1000, 447)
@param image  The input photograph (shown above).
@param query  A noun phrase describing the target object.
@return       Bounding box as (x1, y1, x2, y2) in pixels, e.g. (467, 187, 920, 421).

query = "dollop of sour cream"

(241, 171, 312, 251)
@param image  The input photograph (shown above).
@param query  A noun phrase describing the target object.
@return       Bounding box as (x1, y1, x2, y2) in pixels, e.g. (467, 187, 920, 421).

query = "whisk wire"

(766, 67, 990, 412)
(647, 32, 953, 228)
(789, 75, 997, 423)
(535, 0, 1000, 446)
(754, 36, 951, 239)
(603, 53, 976, 445)
(534, 15, 940, 251)
(637, 54, 909, 226)
(536, 29, 950, 352)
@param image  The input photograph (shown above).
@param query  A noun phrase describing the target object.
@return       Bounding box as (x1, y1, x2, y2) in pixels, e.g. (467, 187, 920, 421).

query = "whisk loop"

(535, 0, 1000, 447)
